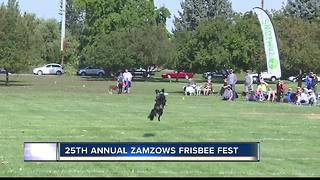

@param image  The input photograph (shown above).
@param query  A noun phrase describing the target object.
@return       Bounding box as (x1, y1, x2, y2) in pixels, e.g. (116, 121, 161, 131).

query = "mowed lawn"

(0, 75, 319, 177)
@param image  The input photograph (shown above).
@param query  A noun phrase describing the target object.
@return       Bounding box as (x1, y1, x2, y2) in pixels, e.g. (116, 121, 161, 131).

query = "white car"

(251, 71, 280, 82)
(33, 63, 64, 75)
(288, 76, 297, 82)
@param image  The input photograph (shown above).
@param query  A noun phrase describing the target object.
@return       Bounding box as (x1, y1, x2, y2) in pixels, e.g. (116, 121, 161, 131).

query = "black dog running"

(148, 89, 166, 121)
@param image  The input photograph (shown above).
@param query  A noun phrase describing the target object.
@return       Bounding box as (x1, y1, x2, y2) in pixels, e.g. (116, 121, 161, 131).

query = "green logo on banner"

(269, 57, 278, 70)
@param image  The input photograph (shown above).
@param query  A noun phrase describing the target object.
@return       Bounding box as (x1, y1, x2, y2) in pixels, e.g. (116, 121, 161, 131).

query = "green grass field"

(0, 75, 319, 177)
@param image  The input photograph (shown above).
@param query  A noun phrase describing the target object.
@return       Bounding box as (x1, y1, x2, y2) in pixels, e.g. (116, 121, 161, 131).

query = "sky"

(0, 0, 288, 32)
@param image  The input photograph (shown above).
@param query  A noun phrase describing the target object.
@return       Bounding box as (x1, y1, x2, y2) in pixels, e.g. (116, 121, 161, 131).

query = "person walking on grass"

(123, 69, 133, 93)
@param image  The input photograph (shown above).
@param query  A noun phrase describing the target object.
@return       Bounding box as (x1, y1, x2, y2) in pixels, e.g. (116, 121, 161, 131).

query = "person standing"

(227, 69, 237, 100)
(312, 73, 318, 99)
(305, 72, 313, 90)
(244, 71, 253, 95)
(116, 72, 124, 94)
(276, 80, 285, 102)
(123, 69, 133, 93)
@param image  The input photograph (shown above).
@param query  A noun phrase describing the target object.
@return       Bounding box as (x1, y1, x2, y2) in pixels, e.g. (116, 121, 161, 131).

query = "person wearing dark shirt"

(276, 80, 285, 102)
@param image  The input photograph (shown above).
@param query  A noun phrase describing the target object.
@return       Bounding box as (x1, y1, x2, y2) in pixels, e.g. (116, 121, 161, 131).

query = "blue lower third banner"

(59, 142, 259, 162)
(24, 142, 260, 162)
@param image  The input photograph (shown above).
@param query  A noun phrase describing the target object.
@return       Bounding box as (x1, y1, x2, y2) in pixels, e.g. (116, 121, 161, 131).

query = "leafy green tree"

(174, 0, 233, 32)
(233, 12, 265, 73)
(64, 30, 80, 66)
(74, 0, 171, 70)
(74, 0, 170, 34)
(37, 19, 61, 65)
(0, 0, 30, 85)
(168, 30, 198, 81)
(18, 14, 44, 68)
(82, 24, 174, 76)
(194, 17, 233, 72)
(81, 30, 135, 73)
(284, 0, 320, 21)
(130, 25, 174, 71)
(155, 6, 171, 25)
(171, 13, 264, 77)
(275, 16, 320, 86)
(64, 0, 85, 37)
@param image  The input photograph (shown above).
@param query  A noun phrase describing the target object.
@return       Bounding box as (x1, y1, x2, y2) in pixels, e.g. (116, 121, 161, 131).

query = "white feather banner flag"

(253, 7, 281, 78)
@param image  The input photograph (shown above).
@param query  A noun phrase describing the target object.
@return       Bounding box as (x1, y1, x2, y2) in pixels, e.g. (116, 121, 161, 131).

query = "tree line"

(0, 0, 319, 84)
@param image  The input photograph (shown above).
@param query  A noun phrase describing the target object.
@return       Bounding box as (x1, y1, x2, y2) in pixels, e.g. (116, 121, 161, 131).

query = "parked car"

(203, 70, 229, 79)
(288, 74, 320, 82)
(1, 68, 6, 74)
(129, 68, 155, 78)
(288, 75, 304, 82)
(251, 71, 281, 82)
(33, 63, 64, 75)
(77, 67, 105, 77)
(161, 71, 194, 79)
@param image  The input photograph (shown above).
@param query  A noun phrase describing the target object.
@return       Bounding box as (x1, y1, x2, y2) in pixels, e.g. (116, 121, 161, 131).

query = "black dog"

(148, 89, 166, 121)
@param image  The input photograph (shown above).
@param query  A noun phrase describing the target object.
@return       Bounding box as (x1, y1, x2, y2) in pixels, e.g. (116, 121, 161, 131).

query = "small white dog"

(196, 85, 203, 96)
(185, 84, 196, 96)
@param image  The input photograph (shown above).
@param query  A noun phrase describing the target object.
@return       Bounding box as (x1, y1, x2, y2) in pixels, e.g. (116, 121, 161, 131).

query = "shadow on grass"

(0, 80, 33, 87)
(74, 76, 270, 86)
(0, 80, 22, 83)
(143, 133, 156, 138)
(79, 76, 115, 82)
(81, 76, 195, 83)
(0, 83, 33, 87)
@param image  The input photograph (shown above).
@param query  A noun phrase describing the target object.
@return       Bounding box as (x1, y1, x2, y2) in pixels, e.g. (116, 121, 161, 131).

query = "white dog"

(185, 84, 196, 96)
(196, 85, 203, 96)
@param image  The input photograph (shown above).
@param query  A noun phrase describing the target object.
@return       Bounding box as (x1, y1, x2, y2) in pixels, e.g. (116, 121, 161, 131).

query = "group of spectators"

(182, 68, 238, 100)
(183, 69, 238, 99)
(184, 78, 214, 96)
(283, 72, 318, 106)
(245, 79, 284, 103)
(114, 67, 319, 107)
(243, 71, 318, 106)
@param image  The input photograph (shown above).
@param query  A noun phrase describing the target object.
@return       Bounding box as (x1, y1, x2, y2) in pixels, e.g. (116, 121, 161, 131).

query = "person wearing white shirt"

(307, 89, 317, 105)
(123, 69, 133, 93)
(299, 88, 309, 105)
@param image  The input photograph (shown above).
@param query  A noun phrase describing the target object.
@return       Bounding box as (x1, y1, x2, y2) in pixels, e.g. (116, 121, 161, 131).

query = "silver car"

(77, 67, 105, 77)
(33, 63, 64, 75)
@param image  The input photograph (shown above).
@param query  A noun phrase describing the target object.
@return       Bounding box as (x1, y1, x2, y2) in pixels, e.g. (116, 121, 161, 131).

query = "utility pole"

(257, 0, 265, 84)
(60, 0, 66, 66)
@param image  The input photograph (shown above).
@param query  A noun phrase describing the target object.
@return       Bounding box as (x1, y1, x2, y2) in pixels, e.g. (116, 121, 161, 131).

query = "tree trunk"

(5, 70, 9, 86)
(298, 69, 302, 88)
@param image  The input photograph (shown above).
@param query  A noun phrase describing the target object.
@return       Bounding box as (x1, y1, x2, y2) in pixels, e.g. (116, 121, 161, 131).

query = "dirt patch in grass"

(305, 114, 320, 120)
